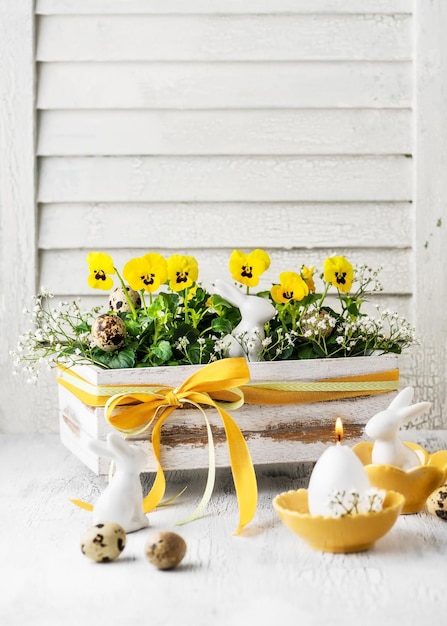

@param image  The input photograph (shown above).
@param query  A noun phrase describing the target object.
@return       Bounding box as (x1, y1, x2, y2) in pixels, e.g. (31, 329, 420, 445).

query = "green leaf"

(94, 346, 136, 369)
(211, 318, 233, 335)
(151, 340, 172, 364)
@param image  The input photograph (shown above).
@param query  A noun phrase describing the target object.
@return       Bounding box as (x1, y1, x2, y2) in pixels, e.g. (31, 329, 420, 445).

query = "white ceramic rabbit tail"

(365, 386, 431, 470)
(87, 432, 149, 533)
(213, 279, 276, 362)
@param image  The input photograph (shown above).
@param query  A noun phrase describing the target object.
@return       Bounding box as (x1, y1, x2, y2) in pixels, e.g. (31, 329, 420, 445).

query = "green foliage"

(13, 263, 416, 376)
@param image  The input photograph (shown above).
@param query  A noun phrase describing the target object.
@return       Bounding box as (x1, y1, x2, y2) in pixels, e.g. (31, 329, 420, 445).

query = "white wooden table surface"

(2, 431, 447, 626)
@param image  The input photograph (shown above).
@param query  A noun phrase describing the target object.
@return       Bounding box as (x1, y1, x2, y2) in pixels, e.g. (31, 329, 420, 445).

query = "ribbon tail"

(71, 498, 94, 512)
(142, 406, 176, 514)
(176, 402, 216, 526)
(218, 406, 258, 534)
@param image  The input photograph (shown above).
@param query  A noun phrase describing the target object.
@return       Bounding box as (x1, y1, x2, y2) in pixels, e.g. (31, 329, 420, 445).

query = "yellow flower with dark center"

(271, 271, 309, 304)
(323, 256, 354, 293)
(301, 265, 316, 293)
(123, 253, 168, 293)
(167, 254, 199, 292)
(87, 252, 115, 291)
(229, 249, 270, 288)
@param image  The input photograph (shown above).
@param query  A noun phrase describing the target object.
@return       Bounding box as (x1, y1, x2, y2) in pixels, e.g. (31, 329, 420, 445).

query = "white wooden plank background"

(5, 0, 447, 435)
(35, 0, 413, 16)
(36, 14, 411, 61)
(37, 109, 412, 156)
(37, 62, 411, 109)
(38, 203, 412, 248)
(38, 156, 412, 203)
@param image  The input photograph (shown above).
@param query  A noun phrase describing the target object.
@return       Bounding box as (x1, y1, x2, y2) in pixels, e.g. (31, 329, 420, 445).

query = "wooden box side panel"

(69, 354, 398, 386)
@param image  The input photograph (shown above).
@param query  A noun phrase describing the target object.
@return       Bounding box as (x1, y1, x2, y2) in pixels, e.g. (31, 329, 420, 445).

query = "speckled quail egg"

(109, 286, 142, 313)
(91, 313, 126, 352)
(426, 485, 447, 520)
(145, 531, 187, 570)
(81, 522, 126, 562)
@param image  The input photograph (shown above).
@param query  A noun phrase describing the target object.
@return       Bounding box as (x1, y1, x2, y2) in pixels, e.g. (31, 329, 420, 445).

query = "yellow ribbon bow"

(104, 357, 257, 534)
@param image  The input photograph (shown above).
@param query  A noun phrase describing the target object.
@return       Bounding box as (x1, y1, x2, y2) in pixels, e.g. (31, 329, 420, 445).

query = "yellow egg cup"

(352, 442, 447, 514)
(273, 488, 404, 553)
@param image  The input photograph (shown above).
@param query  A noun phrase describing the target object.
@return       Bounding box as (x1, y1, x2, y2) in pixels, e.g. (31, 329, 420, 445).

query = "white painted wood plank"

(39, 247, 412, 295)
(37, 109, 412, 156)
(0, 0, 42, 434)
(35, 0, 413, 16)
(36, 15, 411, 62)
(38, 202, 412, 249)
(37, 62, 412, 109)
(412, 0, 447, 430)
(37, 156, 412, 203)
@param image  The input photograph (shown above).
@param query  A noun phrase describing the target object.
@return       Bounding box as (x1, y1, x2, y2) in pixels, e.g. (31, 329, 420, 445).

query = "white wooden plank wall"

(35, 2, 413, 305)
(6, 0, 439, 433)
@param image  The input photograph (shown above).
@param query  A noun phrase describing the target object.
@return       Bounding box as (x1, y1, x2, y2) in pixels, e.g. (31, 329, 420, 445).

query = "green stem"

(183, 288, 190, 325)
(114, 267, 137, 321)
(319, 282, 330, 308)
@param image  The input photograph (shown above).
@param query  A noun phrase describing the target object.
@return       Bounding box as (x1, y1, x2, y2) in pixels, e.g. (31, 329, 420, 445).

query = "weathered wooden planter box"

(58, 355, 399, 476)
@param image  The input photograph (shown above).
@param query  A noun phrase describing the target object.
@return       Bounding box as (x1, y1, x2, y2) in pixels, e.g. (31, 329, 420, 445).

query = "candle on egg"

(307, 418, 371, 517)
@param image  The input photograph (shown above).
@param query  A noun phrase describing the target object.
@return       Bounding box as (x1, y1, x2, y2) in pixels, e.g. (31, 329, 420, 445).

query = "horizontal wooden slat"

(36, 15, 411, 62)
(37, 109, 412, 156)
(38, 202, 412, 249)
(37, 62, 412, 109)
(38, 156, 412, 203)
(35, 0, 413, 16)
(39, 248, 412, 295)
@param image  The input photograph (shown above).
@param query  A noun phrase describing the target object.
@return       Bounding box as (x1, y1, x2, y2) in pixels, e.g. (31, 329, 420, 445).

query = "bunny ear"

(387, 386, 414, 410)
(398, 401, 431, 425)
(107, 432, 133, 457)
(213, 279, 246, 307)
(87, 438, 115, 460)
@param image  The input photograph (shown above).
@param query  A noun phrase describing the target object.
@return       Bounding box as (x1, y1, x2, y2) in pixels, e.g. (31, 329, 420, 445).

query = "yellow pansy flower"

(323, 256, 354, 293)
(271, 271, 309, 304)
(167, 254, 199, 292)
(87, 252, 115, 291)
(229, 249, 270, 288)
(123, 253, 167, 293)
(301, 265, 316, 293)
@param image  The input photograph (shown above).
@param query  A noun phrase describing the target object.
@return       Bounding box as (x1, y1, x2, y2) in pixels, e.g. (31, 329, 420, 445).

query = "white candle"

(308, 418, 371, 517)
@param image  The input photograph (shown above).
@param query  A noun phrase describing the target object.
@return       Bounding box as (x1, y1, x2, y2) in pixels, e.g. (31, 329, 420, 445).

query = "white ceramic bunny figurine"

(213, 279, 277, 362)
(365, 386, 431, 470)
(87, 432, 149, 533)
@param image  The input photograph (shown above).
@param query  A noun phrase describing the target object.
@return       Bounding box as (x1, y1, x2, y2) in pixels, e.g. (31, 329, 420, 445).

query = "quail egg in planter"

(109, 286, 141, 313)
(91, 313, 127, 352)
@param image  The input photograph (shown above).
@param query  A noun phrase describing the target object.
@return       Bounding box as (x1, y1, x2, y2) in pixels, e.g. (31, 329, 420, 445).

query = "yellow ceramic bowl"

(352, 442, 447, 514)
(273, 488, 404, 553)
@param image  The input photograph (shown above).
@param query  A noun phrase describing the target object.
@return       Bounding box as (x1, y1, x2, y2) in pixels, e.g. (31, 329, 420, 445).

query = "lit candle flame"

(335, 418, 343, 443)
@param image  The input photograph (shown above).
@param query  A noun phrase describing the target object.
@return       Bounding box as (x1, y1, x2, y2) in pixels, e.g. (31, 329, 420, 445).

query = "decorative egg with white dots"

(81, 522, 126, 562)
(426, 485, 447, 520)
(109, 286, 141, 313)
(91, 314, 126, 352)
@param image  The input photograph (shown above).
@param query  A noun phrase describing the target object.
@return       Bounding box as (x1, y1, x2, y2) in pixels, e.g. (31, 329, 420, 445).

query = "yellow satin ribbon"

(104, 357, 257, 535)
(57, 364, 398, 408)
